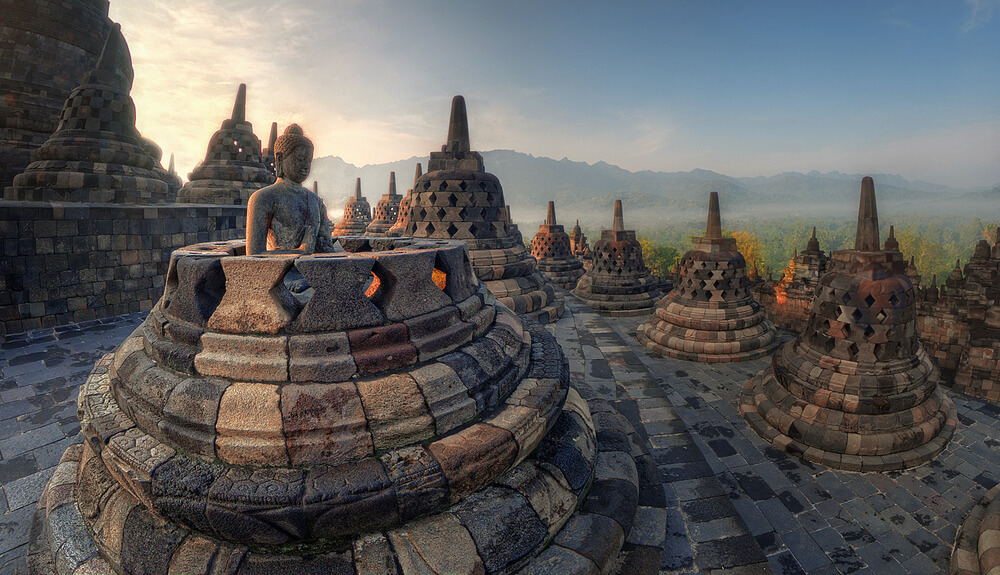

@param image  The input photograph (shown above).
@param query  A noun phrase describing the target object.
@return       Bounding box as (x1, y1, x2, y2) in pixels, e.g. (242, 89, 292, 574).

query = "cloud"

(964, 0, 1000, 31)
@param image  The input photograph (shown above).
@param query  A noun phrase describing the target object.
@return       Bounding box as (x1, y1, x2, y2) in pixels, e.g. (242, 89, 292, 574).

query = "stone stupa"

(637, 192, 778, 362)
(740, 177, 957, 472)
(386, 163, 421, 237)
(176, 84, 275, 205)
(365, 171, 402, 236)
(530, 201, 585, 289)
(331, 177, 372, 236)
(756, 227, 829, 332)
(0, 0, 113, 190)
(572, 200, 661, 316)
(28, 191, 660, 573)
(404, 95, 563, 323)
(5, 24, 174, 204)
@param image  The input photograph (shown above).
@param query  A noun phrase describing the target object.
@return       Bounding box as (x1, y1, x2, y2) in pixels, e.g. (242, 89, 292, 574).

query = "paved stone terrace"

(0, 298, 998, 574)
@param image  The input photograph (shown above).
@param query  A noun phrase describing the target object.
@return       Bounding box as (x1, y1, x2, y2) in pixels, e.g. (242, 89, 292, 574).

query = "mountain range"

(307, 150, 999, 231)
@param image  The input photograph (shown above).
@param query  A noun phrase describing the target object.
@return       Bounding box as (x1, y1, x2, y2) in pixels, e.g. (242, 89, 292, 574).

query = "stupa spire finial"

(413, 163, 422, 187)
(355, 178, 362, 200)
(612, 199, 625, 232)
(446, 95, 471, 152)
(854, 176, 880, 251)
(168, 153, 175, 175)
(547, 201, 557, 225)
(388, 171, 397, 196)
(706, 192, 722, 239)
(267, 122, 278, 150)
(231, 84, 247, 123)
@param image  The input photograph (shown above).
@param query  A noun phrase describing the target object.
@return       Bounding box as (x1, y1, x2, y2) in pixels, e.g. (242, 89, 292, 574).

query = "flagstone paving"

(1, 297, 998, 574)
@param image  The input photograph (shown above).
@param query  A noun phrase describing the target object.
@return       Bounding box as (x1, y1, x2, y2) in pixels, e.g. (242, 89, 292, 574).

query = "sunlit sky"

(110, 0, 1000, 188)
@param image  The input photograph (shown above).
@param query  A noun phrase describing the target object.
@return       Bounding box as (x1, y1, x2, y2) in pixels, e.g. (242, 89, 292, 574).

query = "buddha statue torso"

(246, 124, 335, 255)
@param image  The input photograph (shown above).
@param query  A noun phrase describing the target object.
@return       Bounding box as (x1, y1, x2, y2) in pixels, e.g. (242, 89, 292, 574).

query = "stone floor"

(1, 298, 998, 574)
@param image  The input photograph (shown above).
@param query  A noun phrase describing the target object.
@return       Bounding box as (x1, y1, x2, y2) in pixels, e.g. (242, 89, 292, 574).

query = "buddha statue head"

(273, 124, 314, 183)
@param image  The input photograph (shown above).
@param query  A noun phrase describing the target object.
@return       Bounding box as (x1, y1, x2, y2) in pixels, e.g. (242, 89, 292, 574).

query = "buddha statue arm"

(246, 193, 272, 255)
(315, 198, 337, 253)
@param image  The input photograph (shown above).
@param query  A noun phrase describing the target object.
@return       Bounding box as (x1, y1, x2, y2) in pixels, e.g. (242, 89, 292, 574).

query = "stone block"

(387, 514, 485, 575)
(288, 332, 357, 382)
(195, 333, 288, 382)
(428, 423, 517, 500)
(281, 382, 373, 465)
(208, 255, 297, 334)
(161, 376, 229, 459)
(455, 486, 548, 573)
(347, 323, 418, 374)
(357, 373, 435, 450)
(303, 459, 399, 538)
(215, 382, 288, 466)
(291, 255, 384, 332)
(353, 532, 402, 575)
(409, 362, 477, 435)
(370, 250, 453, 321)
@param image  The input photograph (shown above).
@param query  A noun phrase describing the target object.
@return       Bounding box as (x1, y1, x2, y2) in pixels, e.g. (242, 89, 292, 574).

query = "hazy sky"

(110, 0, 1000, 188)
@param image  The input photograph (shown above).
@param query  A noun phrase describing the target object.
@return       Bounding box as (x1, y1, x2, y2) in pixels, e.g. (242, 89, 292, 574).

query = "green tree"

(638, 236, 680, 281)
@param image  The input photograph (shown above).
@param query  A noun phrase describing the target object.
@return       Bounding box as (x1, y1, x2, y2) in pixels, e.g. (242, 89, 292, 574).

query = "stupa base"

(637, 328, 778, 363)
(571, 289, 660, 318)
(28, 370, 660, 575)
(739, 368, 957, 472)
(523, 295, 565, 325)
(950, 484, 1000, 575)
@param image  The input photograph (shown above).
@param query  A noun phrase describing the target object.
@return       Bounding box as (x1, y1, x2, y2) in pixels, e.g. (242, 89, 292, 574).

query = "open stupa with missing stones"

(569, 219, 593, 271)
(365, 171, 403, 236)
(572, 199, 661, 316)
(740, 177, 957, 472)
(386, 163, 421, 237)
(332, 177, 373, 237)
(755, 227, 829, 333)
(27, 144, 662, 572)
(176, 84, 275, 205)
(530, 201, 585, 290)
(5, 24, 174, 204)
(403, 95, 563, 324)
(637, 192, 778, 362)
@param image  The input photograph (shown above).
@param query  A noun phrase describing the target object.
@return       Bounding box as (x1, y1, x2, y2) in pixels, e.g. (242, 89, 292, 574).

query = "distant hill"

(307, 150, 996, 232)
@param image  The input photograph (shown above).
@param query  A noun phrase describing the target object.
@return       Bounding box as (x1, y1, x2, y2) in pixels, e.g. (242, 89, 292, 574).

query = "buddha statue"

(246, 124, 336, 255)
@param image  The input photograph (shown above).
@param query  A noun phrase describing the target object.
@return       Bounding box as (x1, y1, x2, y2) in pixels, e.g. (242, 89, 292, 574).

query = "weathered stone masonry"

(0, 202, 245, 335)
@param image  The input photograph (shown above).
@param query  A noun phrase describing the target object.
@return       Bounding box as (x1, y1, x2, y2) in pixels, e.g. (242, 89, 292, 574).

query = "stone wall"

(0, 201, 245, 335)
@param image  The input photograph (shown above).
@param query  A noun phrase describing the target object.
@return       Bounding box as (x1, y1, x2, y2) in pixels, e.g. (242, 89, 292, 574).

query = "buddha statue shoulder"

(246, 124, 336, 255)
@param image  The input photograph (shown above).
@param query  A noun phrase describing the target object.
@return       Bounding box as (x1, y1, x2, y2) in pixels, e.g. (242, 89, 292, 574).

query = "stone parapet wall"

(0, 201, 245, 335)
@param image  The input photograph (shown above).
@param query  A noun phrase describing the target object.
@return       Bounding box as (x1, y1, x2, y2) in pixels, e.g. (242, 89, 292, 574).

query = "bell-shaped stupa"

(387, 163, 421, 237)
(176, 84, 275, 205)
(28, 231, 656, 573)
(572, 200, 661, 316)
(331, 177, 372, 236)
(404, 96, 563, 323)
(637, 192, 778, 361)
(5, 25, 173, 204)
(0, 0, 113, 190)
(530, 201, 585, 289)
(740, 177, 957, 471)
(365, 171, 402, 236)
